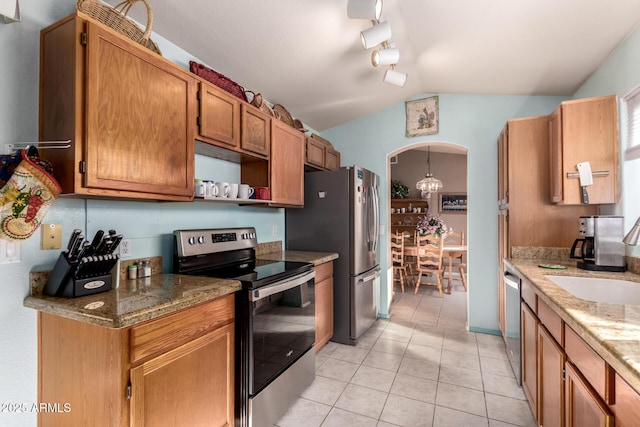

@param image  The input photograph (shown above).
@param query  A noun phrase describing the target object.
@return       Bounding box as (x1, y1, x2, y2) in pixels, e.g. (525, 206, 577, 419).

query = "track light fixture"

(347, 0, 382, 20)
(347, 0, 407, 87)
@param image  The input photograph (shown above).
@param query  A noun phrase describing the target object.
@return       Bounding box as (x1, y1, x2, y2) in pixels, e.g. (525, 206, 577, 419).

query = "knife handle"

(581, 186, 589, 204)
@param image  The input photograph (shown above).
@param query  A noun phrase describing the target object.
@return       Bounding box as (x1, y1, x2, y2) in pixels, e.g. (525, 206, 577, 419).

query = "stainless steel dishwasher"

(504, 270, 522, 385)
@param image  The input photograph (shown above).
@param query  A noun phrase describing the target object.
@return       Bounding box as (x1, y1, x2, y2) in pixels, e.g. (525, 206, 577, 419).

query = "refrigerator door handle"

(359, 267, 381, 283)
(372, 186, 380, 252)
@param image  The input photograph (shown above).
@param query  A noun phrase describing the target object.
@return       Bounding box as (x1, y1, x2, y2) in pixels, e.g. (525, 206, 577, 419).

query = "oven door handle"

(250, 270, 316, 302)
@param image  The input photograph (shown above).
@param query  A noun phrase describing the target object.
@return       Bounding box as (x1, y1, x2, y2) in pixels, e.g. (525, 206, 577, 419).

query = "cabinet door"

(130, 323, 234, 427)
(325, 148, 340, 170)
(549, 107, 563, 203)
(497, 126, 509, 205)
(85, 23, 195, 199)
(306, 136, 325, 168)
(538, 324, 565, 427)
(613, 373, 640, 427)
(565, 361, 614, 427)
(198, 81, 241, 149)
(522, 302, 538, 416)
(315, 262, 334, 351)
(271, 120, 304, 206)
(560, 95, 618, 205)
(241, 104, 270, 157)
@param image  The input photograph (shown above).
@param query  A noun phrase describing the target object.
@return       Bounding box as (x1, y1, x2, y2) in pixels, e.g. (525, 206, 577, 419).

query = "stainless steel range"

(173, 227, 316, 427)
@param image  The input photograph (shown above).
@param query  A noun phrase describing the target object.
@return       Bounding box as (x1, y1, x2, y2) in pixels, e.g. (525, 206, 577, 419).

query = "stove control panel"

(174, 227, 258, 257)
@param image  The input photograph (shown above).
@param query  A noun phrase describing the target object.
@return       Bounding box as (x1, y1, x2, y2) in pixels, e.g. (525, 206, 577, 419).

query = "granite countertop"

(257, 250, 339, 266)
(506, 258, 640, 394)
(24, 274, 241, 329)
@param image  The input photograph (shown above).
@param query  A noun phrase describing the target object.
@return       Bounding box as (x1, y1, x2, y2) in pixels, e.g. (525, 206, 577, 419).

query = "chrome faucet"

(624, 217, 640, 246)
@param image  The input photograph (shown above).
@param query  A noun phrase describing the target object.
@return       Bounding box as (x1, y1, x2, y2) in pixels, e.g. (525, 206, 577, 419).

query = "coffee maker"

(570, 216, 625, 272)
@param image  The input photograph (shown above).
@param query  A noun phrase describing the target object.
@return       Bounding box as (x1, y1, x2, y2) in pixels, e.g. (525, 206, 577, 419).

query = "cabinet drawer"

(613, 373, 640, 427)
(538, 298, 563, 345)
(315, 261, 333, 283)
(564, 325, 614, 404)
(130, 294, 235, 365)
(521, 278, 537, 312)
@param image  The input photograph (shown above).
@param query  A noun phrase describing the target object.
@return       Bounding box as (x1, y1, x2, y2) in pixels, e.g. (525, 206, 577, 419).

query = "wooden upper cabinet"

(497, 126, 508, 205)
(40, 14, 196, 201)
(241, 104, 270, 157)
(305, 136, 341, 171)
(549, 106, 563, 203)
(551, 95, 619, 205)
(306, 137, 325, 168)
(197, 80, 240, 149)
(271, 120, 304, 206)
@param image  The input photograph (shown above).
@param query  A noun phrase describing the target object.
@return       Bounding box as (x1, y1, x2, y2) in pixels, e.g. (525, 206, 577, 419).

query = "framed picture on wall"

(439, 192, 467, 214)
(405, 96, 439, 137)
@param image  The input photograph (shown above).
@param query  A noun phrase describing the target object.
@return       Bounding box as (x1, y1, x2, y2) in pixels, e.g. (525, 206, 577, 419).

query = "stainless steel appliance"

(173, 227, 316, 427)
(570, 215, 625, 272)
(285, 166, 380, 345)
(503, 268, 522, 385)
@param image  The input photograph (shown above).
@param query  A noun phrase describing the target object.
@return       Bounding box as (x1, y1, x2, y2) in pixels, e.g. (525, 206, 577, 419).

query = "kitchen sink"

(545, 275, 640, 305)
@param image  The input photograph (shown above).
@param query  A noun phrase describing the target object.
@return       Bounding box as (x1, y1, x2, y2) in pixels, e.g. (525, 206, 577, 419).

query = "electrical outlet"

(41, 223, 62, 250)
(0, 240, 21, 264)
(272, 225, 277, 236)
(119, 239, 132, 257)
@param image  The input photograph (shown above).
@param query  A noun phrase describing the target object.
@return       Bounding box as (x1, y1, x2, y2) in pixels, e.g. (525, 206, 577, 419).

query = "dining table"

(403, 243, 467, 294)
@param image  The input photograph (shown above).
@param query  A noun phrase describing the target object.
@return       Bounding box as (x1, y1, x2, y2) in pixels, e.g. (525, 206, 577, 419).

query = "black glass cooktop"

(188, 259, 313, 289)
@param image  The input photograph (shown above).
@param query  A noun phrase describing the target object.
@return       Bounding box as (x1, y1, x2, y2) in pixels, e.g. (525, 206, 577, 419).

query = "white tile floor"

(275, 278, 536, 427)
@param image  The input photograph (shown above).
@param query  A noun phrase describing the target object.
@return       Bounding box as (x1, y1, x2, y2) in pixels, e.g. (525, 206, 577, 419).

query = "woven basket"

(250, 93, 276, 117)
(273, 104, 294, 127)
(77, 0, 161, 55)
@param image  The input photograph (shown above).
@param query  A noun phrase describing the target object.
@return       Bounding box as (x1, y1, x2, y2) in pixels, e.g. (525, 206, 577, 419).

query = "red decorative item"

(189, 61, 252, 102)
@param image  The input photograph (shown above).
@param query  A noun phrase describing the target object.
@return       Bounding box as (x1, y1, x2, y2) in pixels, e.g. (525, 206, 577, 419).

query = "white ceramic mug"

(239, 184, 254, 199)
(215, 181, 230, 198)
(204, 181, 218, 198)
(229, 183, 239, 198)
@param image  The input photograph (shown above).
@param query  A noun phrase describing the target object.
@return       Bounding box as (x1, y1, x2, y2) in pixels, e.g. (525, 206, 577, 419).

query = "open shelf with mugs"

(390, 198, 429, 236)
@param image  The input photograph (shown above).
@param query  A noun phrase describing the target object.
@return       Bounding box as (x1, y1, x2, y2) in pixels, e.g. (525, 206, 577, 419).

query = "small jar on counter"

(128, 264, 138, 280)
(142, 260, 151, 277)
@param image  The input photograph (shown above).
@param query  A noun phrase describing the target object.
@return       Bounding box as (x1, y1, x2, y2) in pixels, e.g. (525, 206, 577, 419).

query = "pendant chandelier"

(416, 147, 443, 196)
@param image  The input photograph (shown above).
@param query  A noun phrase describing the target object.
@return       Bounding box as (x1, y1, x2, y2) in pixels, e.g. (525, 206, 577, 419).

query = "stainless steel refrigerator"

(285, 166, 380, 345)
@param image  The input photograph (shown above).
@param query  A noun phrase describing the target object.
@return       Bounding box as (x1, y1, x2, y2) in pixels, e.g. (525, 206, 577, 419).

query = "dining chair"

(391, 233, 414, 293)
(444, 231, 467, 291)
(414, 234, 445, 296)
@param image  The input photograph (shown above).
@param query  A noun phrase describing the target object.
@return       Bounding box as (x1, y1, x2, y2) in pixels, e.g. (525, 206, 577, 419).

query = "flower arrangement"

(416, 213, 451, 237)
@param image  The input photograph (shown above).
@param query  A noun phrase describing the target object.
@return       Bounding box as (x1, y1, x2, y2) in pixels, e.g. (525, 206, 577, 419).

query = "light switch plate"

(41, 223, 62, 250)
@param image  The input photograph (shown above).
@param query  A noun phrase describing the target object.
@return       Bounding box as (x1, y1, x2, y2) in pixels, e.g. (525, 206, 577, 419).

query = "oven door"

(249, 269, 316, 396)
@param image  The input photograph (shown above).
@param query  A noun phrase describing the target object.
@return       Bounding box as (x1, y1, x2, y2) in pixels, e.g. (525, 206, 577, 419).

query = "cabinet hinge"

(80, 32, 87, 47)
(197, 91, 201, 101)
(126, 383, 132, 400)
(562, 368, 566, 381)
(79, 160, 86, 174)
(197, 116, 201, 127)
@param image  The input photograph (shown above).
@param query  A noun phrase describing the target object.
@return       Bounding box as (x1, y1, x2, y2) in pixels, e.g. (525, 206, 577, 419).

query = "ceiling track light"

(347, 2, 407, 87)
(383, 66, 407, 87)
(372, 42, 399, 67)
(360, 20, 391, 49)
(347, 0, 383, 20)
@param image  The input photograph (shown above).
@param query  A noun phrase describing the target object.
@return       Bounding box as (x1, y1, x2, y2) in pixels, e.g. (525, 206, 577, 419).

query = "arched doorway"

(386, 142, 469, 327)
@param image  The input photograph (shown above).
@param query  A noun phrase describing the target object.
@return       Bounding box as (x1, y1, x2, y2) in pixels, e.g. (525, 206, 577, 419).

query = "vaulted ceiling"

(108, 0, 640, 131)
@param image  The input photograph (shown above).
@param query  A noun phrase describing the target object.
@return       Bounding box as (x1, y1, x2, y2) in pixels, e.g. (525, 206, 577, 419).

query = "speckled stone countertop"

(257, 250, 339, 266)
(506, 258, 640, 394)
(24, 273, 241, 329)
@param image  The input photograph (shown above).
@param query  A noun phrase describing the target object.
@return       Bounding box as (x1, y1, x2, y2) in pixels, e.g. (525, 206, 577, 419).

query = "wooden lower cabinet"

(521, 301, 538, 414)
(314, 261, 334, 351)
(612, 373, 640, 427)
(565, 361, 614, 427)
(538, 324, 565, 427)
(38, 294, 235, 427)
(130, 323, 234, 427)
